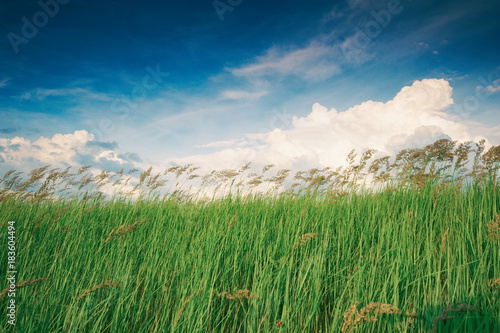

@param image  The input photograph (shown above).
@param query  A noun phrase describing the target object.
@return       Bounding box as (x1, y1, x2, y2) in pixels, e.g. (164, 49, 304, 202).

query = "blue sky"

(0, 0, 499, 179)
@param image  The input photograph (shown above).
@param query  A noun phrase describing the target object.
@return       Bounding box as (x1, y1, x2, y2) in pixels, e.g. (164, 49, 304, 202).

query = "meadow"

(0, 138, 499, 332)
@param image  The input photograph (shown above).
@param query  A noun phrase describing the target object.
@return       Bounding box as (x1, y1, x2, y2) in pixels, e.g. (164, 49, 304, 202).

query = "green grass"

(0, 176, 499, 332)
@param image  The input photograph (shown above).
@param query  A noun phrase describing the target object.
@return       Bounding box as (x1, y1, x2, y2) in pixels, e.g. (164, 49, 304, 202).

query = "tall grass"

(0, 138, 499, 332)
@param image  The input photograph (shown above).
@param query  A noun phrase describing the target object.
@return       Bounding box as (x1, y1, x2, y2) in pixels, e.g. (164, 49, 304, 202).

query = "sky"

(1, 0, 500, 187)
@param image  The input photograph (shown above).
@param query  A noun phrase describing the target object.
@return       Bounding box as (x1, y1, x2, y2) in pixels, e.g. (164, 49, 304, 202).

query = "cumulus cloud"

(169, 79, 494, 174)
(0, 130, 141, 175)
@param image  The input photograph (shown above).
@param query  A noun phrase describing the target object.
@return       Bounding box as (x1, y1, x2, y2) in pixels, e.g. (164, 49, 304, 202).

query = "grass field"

(0, 139, 499, 332)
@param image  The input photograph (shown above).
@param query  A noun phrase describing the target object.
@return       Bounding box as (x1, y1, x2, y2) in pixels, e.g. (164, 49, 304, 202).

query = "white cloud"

(196, 138, 243, 149)
(0, 130, 140, 174)
(486, 86, 500, 94)
(229, 42, 341, 81)
(485, 79, 500, 94)
(339, 31, 377, 65)
(476, 79, 500, 95)
(20, 88, 113, 101)
(0, 131, 92, 167)
(433, 50, 439, 55)
(0, 78, 11, 87)
(322, 9, 344, 22)
(168, 79, 495, 175)
(220, 90, 269, 101)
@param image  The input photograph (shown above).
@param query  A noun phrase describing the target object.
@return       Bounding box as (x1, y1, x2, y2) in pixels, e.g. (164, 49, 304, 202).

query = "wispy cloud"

(20, 88, 113, 102)
(220, 90, 269, 101)
(0, 78, 11, 87)
(485, 79, 500, 94)
(196, 138, 243, 149)
(340, 31, 377, 64)
(321, 8, 344, 22)
(229, 42, 341, 81)
(418, 42, 430, 49)
(475, 79, 500, 96)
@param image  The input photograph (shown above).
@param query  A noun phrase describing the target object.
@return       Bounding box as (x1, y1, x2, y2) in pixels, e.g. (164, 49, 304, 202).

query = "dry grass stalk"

(49, 206, 71, 229)
(262, 164, 275, 173)
(429, 303, 480, 332)
(432, 182, 446, 209)
(32, 211, 49, 232)
(440, 227, 450, 253)
(218, 288, 258, 301)
(0, 278, 50, 299)
(265, 168, 291, 186)
(300, 205, 312, 218)
(328, 190, 349, 204)
(228, 213, 238, 229)
(173, 290, 198, 327)
(405, 311, 417, 318)
(487, 213, 500, 242)
(384, 185, 397, 194)
(489, 277, 500, 289)
(298, 232, 318, 246)
(105, 218, 150, 243)
(77, 280, 122, 300)
(341, 301, 360, 333)
(341, 301, 402, 333)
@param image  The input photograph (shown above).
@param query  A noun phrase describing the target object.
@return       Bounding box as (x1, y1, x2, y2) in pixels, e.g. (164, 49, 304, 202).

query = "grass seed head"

(228, 213, 238, 228)
(77, 280, 122, 300)
(0, 278, 51, 299)
(489, 277, 500, 289)
(429, 303, 480, 332)
(105, 218, 150, 243)
(341, 302, 402, 333)
(487, 213, 500, 242)
(440, 227, 450, 253)
(218, 288, 258, 301)
(298, 232, 318, 246)
(173, 290, 198, 327)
